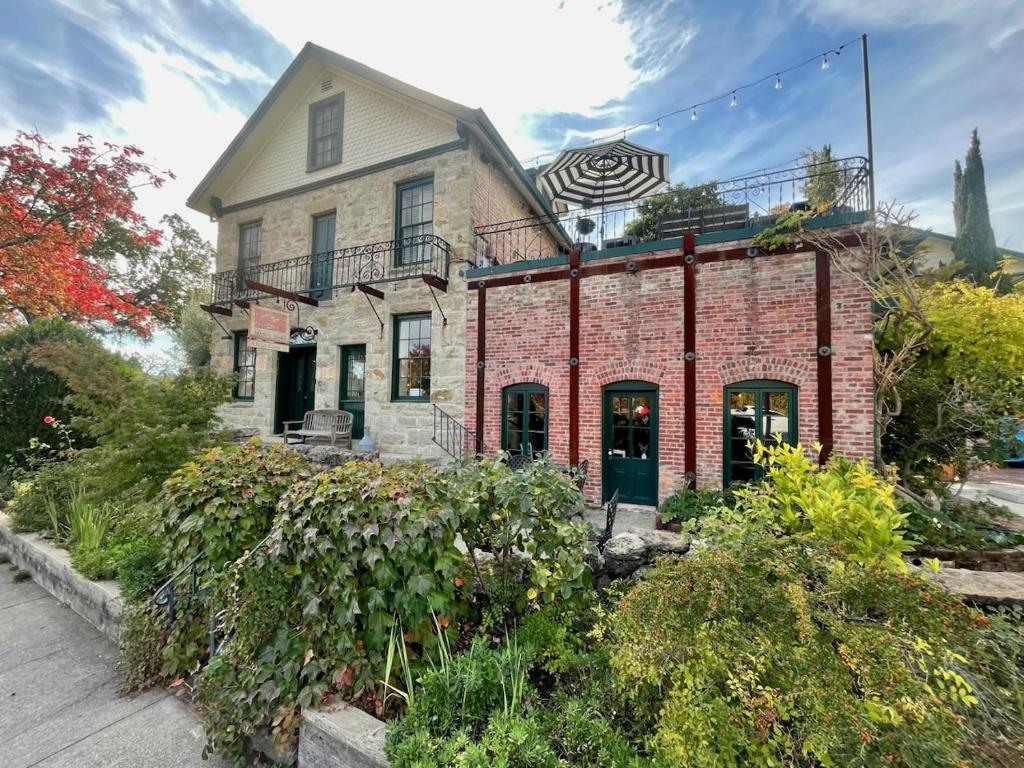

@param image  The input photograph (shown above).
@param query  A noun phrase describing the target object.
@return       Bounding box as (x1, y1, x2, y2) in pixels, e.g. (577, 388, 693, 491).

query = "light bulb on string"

(655, 120, 661, 132)
(774, 74, 782, 90)
(690, 107, 698, 121)
(821, 54, 829, 70)
(730, 91, 737, 107)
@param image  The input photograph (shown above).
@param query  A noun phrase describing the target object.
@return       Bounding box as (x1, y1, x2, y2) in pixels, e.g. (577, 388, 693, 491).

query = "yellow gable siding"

(224, 68, 460, 206)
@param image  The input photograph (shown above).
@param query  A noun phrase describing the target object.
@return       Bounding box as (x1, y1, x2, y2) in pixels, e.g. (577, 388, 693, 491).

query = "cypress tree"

(952, 129, 999, 284)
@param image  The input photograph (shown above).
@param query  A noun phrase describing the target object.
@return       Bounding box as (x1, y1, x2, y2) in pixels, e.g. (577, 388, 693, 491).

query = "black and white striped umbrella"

(540, 138, 670, 206)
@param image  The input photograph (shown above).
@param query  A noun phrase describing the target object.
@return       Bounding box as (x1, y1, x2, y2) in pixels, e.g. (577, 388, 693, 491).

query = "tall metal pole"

(861, 33, 876, 212)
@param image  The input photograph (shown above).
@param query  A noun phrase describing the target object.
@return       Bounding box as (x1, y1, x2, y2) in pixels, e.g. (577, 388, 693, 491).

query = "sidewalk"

(0, 566, 225, 768)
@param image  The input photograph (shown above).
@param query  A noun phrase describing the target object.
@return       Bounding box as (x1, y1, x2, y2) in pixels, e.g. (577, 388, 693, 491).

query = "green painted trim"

(232, 331, 254, 401)
(306, 93, 344, 173)
(467, 254, 568, 277)
(466, 211, 872, 278)
(722, 379, 799, 486)
(391, 312, 432, 402)
(217, 140, 469, 215)
(500, 383, 549, 454)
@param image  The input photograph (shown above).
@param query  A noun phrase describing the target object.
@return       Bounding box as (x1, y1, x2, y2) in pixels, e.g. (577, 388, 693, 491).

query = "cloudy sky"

(2, 0, 1022, 257)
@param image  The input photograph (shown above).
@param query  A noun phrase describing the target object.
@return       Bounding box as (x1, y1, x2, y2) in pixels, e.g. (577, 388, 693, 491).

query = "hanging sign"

(248, 305, 290, 352)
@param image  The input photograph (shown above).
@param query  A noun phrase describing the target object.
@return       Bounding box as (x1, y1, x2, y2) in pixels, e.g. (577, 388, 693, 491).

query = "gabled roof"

(187, 43, 553, 219)
(908, 227, 1024, 260)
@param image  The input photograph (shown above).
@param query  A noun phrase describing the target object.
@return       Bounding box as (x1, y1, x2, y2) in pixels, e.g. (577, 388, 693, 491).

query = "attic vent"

(320, 77, 333, 93)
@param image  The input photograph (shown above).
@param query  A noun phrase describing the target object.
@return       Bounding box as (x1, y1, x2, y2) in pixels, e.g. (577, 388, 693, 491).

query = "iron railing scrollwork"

(473, 156, 870, 265)
(209, 233, 451, 308)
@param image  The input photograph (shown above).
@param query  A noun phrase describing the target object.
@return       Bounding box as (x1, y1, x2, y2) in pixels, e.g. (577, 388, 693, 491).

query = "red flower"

(43, 415, 54, 425)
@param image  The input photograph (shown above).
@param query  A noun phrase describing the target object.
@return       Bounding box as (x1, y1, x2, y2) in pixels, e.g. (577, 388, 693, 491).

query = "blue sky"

(2, 1, 1022, 264)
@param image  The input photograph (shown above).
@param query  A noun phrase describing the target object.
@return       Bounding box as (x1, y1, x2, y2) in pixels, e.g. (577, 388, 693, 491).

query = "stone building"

(187, 43, 551, 459)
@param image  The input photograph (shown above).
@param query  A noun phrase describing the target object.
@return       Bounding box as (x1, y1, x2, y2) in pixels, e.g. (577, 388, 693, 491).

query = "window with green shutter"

(501, 384, 548, 456)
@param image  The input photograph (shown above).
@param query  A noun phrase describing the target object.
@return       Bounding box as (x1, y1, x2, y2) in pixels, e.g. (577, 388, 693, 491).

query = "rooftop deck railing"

(209, 233, 451, 307)
(473, 156, 870, 265)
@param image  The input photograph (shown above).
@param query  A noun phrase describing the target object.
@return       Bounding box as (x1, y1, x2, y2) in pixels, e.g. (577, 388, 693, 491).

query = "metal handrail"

(209, 233, 451, 307)
(431, 404, 488, 460)
(473, 156, 870, 264)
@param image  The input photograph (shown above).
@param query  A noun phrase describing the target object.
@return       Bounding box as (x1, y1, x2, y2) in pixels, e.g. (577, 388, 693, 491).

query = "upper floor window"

(395, 177, 434, 266)
(236, 221, 261, 291)
(233, 331, 256, 400)
(307, 95, 343, 171)
(392, 313, 431, 401)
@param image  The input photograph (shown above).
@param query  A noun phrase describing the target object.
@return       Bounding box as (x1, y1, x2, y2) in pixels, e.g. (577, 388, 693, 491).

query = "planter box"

(299, 704, 388, 768)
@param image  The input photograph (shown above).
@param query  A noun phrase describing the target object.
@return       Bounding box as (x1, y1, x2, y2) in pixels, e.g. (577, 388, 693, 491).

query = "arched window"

(723, 380, 798, 484)
(502, 384, 548, 456)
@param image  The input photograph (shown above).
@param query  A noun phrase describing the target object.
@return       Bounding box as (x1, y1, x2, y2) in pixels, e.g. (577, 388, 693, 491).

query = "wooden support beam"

(244, 279, 319, 306)
(420, 274, 449, 293)
(353, 282, 385, 300)
(475, 287, 486, 452)
(682, 231, 697, 487)
(815, 249, 834, 464)
(568, 249, 581, 467)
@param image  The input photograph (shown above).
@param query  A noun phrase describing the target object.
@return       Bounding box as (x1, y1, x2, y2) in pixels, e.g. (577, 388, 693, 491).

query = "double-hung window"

(392, 313, 431, 401)
(307, 95, 343, 171)
(502, 384, 548, 456)
(236, 221, 261, 292)
(395, 178, 434, 266)
(233, 332, 256, 400)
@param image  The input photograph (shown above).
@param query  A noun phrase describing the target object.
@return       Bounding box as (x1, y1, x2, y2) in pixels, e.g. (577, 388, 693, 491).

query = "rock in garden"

(628, 527, 690, 555)
(602, 533, 648, 576)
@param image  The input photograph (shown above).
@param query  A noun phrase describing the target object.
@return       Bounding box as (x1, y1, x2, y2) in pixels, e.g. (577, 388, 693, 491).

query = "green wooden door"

(274, 345, 317, 434)
(310, 212, 336, 300)
(602, 383, 658, 505)
(339, 344, 366, 440)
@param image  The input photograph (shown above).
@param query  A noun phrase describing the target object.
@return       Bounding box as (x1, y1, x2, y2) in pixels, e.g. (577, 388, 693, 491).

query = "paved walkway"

(0, 567, 225, 768)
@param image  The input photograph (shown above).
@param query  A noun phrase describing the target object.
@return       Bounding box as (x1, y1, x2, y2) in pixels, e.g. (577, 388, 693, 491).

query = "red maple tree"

(0, 131, 173, 336)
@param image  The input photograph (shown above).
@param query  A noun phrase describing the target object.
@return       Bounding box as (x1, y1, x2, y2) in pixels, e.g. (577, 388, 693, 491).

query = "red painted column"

(475, 285, 486, 453)
(682, 231, 697, 487)
(815, 250, 834, 463)
(568, 248, 581, 466)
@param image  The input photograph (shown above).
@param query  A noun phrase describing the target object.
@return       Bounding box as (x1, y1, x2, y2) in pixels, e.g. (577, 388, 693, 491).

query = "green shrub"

(157, 440, 315, 573)
(903, 496, 1024, 551)
(119, 602, 171, 691)
(709, 440, 913, 569)
(0, 319, 99, 473)
(444, 454, 592, 617)
(607, 536, 995, 767)
(658, 487, 726, 525)
(195, 459, 465, 761)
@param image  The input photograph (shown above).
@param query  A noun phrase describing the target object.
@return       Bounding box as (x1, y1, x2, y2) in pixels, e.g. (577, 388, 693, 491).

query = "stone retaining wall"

(588, 528, 692, 585)
(913, 544, 1024, 572)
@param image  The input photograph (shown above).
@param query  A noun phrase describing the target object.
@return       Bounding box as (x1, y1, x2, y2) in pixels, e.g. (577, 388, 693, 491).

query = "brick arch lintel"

(493, 362, 553, 390)
(716, 356, 813, 387)
(593, 360, 669, 388)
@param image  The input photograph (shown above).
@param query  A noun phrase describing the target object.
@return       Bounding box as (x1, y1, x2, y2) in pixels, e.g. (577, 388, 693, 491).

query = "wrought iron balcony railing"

(209, 233, 451, 307)
(473, 155, 870, 265)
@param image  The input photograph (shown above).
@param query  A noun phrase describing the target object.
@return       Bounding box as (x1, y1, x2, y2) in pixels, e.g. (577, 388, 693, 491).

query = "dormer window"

(307, 94, 343, 171)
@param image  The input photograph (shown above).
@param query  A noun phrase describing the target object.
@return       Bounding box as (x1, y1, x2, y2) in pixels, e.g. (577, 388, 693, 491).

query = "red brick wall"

(466, 239, 874, 504)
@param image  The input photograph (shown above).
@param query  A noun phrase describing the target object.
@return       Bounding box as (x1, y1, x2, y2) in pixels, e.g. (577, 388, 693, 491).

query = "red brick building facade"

(465, 229, 874, 505)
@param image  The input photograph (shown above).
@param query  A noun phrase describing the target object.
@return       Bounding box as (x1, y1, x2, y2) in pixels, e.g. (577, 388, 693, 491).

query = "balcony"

(208, 233, 451, 309)
(473, 155, 870, 265)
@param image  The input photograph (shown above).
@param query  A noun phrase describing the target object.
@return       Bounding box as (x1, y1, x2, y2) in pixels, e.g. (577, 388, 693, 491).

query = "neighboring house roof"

(187, 42, 554, 219)
(910, 227, 1024, 261)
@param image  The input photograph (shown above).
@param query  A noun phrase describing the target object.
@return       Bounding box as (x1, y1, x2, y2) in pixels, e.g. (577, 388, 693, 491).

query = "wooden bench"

(283, 409, 353, 448)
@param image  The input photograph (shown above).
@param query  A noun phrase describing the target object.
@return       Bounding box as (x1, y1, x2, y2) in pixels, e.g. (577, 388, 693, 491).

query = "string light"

(517, 36, 856, 165)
